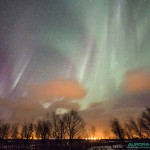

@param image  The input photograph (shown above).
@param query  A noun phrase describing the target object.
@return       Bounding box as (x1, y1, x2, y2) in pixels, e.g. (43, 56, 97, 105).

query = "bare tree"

(20, 122, 33, 139)
(35, 120, 52, 139)
(124, 122, 134, 139)
(103, 130, 111, 139)
(10, 124, 19, 139)
(58, 116, 66, 139)
(0, 121, 10, 139)
(64, 110, 85, 139)
(51, 112, 66, 139)
(140, 107, 150, 137)
(111, 119, 125, 139)
(52, 112, 59, 139)
(90, 125, 96, 138)
(128, 118, 143, 138)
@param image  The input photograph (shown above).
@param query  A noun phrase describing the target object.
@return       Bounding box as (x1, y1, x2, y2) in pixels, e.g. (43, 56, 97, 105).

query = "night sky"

(0, 0, 150, 137)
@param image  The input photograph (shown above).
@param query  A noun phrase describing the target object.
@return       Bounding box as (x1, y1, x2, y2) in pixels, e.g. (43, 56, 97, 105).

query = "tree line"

(111, 107, 150, 139)
(0, 107, 150, 140)
(0, 110, 85, 140)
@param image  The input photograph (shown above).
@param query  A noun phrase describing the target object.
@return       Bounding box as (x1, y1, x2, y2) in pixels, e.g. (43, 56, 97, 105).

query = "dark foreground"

(0, 139, 150, 150)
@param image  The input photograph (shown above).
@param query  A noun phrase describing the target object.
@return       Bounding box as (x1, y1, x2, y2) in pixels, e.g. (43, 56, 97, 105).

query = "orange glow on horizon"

(86, 137, 100, 140)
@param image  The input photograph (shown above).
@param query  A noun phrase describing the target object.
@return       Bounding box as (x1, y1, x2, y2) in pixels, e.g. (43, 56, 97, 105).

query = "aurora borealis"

(0, 0, 150, 137)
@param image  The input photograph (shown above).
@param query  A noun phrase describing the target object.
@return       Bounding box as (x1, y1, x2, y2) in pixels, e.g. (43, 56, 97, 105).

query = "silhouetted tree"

(124, 122, 134, 139)
(10, 124, 19, 139)
(103, 130, 111, 139)
(52, 112, 60, 139)
(128, 118, 143, 138)
(0, 121, 10, 139)
(20, 122, 33, 139)
(90, 125, 96, 138)
(111, 119, 125, 139)
(64, 110, 85, 139)
(35, 120, 52, 139)
(140, 107, 150, 137)
(51, 112, 66, 139)
(58, 115, 66, 139)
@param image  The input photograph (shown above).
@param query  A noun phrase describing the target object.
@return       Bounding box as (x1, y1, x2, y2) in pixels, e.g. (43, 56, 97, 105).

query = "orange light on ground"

(87, 137, 100, 140)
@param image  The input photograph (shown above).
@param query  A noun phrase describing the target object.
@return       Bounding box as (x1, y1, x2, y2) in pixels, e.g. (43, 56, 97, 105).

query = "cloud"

(15, 98, 43, 112)
(0, 97, 46, 122)
(0, 80, 83, 121)
(46, 99, 80, 112)
(122, 69, 150, 93)
(29, 79, 86, 100)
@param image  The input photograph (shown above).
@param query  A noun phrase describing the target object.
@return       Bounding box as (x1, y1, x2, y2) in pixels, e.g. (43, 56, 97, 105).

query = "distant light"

(88, 137, 100, 140)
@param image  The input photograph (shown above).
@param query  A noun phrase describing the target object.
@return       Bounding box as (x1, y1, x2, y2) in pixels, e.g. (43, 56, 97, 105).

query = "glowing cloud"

(29, 79, 86, 100)
(122, 70, 150, 93)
